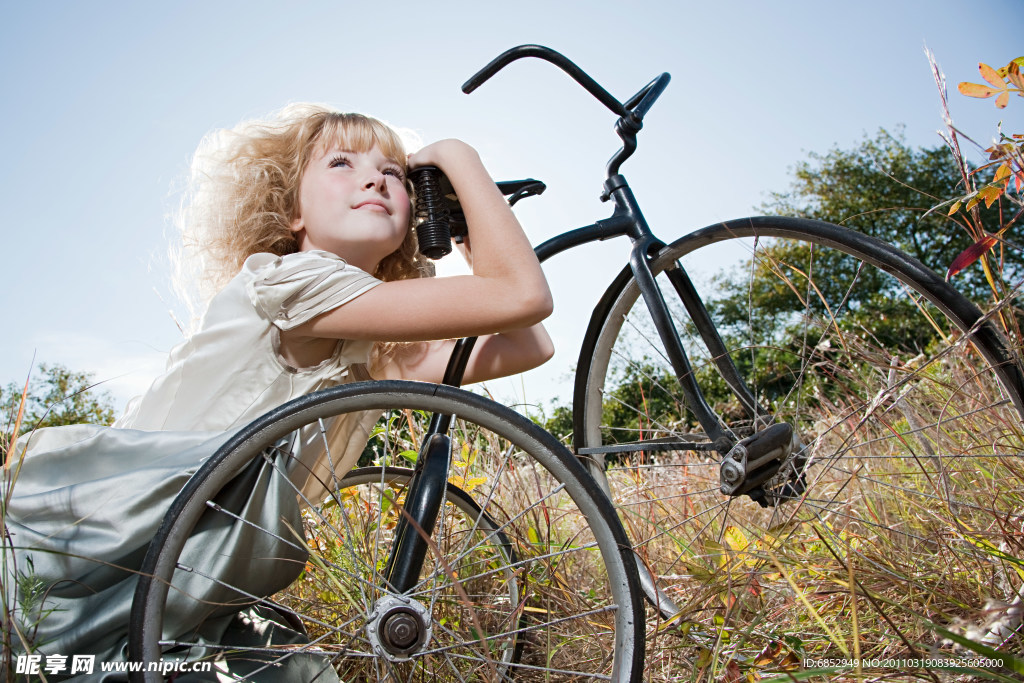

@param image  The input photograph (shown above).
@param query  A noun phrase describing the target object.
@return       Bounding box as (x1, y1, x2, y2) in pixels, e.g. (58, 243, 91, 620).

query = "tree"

(755, 127, 1011, 299)
(1, 364, 116, 447)
(688, 129, 1020, 423)
(546, 129, 1015, 443)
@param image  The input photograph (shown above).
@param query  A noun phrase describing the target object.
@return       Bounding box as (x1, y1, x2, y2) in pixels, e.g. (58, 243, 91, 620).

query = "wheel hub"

(366, 596, 432, 661)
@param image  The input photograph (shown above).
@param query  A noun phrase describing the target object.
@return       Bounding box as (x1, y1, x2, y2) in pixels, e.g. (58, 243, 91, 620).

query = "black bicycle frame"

(383, 44, 753, 592)
(382, 170, 760, 591)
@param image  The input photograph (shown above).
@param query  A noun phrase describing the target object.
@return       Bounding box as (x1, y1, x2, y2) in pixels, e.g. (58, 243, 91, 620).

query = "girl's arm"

(372, 232, 553, 384)
(372, 323, 555, 384)
(288, 139, 553, 343)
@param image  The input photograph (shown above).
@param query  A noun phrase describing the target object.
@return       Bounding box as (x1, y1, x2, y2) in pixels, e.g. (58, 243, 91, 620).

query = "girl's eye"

(383, 167, 405, 181)
(328, 155, 351, 168)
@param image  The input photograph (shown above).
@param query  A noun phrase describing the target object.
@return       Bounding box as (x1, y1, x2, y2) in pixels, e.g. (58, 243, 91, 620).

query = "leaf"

(702, 539, 728, 568)
(947, 200, 962, 216)
(754, 641, 784, 666)
(1007, 63, 1024, 90)
(996, 91, 1010, 109)
(723, 525, 750, 552)
(994, 163, 1012, 184)
(979, 62, 1006, 88)
(722, 659, 743, 683)
(462, 475, 486, 492)
(958, 82, 1000, 98)
(1013, 57, 1024, 69)
(980, 184, 1004, 208)
(947, 235, 998, 279)
(777, 651, 802, 671)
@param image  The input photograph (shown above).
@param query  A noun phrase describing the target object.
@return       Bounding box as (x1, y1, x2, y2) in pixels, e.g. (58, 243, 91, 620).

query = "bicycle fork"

(382, 430, 452, 594)
(614, 178, 803, 505)
(364, 415, 453, 660)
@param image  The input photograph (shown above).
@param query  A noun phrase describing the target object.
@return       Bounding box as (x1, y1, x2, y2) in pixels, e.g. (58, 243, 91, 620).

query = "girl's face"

(291, 144, 411, 272)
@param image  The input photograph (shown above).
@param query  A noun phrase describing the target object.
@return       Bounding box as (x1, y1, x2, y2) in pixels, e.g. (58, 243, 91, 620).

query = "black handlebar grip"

(409, 166, 452, 260)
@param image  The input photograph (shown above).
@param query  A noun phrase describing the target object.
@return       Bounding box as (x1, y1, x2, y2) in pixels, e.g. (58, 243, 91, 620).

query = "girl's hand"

(407, 139, 479, 173)
(409, 140, 476, 267)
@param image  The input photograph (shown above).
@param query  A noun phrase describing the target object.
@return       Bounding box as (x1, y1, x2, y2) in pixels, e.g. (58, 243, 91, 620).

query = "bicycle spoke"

(576, 221, 1024, 677)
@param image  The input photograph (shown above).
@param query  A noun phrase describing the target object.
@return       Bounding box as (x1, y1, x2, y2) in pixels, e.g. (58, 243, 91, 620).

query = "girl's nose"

(364, 171, 387, 192)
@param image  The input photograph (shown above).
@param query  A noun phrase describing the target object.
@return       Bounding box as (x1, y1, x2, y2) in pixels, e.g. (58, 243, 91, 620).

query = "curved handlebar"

(464, 44, 672, 180)
(624, 73, 671, 122)
(462, 44, 631, 119)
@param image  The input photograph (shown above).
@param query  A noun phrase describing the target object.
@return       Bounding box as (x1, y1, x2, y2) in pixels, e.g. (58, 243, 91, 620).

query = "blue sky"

(1, 0, 1021, 415)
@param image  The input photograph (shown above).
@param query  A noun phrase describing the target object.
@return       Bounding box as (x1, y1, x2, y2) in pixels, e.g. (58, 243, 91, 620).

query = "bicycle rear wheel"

(575, 217, 1024, 675)
(130, 380, 643, 682)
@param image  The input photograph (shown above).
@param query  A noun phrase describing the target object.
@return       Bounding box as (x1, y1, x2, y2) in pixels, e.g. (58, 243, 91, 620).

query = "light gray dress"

(4, 250, 382, 681)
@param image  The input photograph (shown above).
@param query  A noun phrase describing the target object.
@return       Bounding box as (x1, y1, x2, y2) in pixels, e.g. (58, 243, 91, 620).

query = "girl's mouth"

(354, 201, 390, 214)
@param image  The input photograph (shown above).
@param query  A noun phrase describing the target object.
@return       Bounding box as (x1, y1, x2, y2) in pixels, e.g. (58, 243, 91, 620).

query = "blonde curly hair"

(174, 104, 433, 369)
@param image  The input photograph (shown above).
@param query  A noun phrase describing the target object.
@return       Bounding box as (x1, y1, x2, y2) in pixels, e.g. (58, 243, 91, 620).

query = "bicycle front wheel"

(130, 381, 644, 682)
(575, 217, 1024, 673)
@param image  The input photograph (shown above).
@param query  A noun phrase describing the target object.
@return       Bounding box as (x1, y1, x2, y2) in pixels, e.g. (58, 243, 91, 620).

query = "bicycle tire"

(574, 217, 1024, 673)
(130, 380, 644, 682)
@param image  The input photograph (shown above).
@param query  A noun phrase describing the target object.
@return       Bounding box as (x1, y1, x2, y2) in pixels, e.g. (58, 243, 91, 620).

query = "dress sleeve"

(245, 250, 382, 330)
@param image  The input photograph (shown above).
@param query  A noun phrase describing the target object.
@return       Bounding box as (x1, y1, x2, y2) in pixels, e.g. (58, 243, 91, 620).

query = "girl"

(4, 104, 553, 678)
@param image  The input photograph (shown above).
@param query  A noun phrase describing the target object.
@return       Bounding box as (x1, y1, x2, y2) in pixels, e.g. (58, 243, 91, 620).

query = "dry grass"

(270, 342, 1024, 681)
(267, 412, 628, 681)
(603, 339, 1024, 681)
(6, 318, 1024, 681)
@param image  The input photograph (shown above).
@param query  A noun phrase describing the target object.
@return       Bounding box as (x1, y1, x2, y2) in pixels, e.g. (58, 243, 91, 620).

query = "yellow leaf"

(996, 91, 1009, 109)
(947, 200, 962, 216)
(979, 62, 1006, 88)
(994, 163, 1012, 184)
(656, 612, 687, 632)
(527, 526, 540, 545)
(966, 196, 980, 211)
(1007, 63, 1024, 90)
(723, 525, 749, 552)
(959, 82, 999, 98)
(702, 539, 728, 568)
(980, 185, 1004, 208)
(463, 476, 486, 492)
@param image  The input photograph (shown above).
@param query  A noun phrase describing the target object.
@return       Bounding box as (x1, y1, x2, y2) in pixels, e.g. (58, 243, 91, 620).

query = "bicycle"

(129, 381, 645, 681)
(129, 45, 1024, 680)
(409, 46, 1024, 673)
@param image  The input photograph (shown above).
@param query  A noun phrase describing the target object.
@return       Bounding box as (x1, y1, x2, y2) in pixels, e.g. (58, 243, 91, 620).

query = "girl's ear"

(290, 185, 304, 233)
